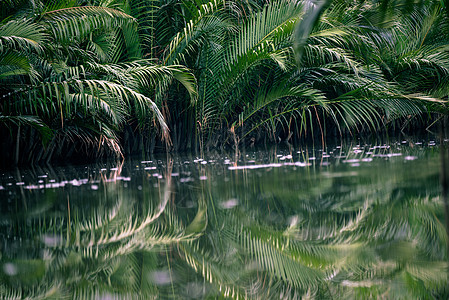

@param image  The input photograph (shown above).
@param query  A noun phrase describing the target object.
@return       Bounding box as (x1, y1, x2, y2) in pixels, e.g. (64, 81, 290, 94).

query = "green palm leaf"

(0, 18, 47, 54)
(0, 51, 33, 79)
(40, 6, 137, 45)
(0, 114, 53, 144)
(163, 0, 229, 65)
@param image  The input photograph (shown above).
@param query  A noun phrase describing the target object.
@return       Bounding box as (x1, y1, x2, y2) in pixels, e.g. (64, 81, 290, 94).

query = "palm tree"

(0, 0, 197, 166)
(157, 0, 448, 151)
(1, 0, 448, 164)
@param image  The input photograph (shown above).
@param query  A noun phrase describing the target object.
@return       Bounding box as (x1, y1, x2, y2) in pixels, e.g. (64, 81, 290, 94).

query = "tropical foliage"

(0, 0, 448, 165)
(0, 0, 197, 165)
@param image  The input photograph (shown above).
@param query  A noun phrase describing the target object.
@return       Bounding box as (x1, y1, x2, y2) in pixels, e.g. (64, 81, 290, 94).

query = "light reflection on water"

(0, 139, 448, 299)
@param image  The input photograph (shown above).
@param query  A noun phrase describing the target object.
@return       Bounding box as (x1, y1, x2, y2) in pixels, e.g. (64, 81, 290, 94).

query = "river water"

(1, 138, 448, 299)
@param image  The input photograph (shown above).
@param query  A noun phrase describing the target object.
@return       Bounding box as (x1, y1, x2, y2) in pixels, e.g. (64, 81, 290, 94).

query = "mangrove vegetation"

(1, 0, 448, 165)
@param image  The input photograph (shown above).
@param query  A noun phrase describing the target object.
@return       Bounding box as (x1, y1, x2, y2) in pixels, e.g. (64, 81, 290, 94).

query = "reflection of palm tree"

(0, 159, 204, 298)
(176, 147, 447, 298)
(1, 146, 448, 298)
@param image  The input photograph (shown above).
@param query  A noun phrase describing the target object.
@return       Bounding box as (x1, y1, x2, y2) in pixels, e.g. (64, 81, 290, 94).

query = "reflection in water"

(0, 140, 448, 299)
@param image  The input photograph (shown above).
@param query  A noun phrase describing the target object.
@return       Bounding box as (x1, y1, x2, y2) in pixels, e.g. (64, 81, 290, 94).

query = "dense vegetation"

(1, 0, 448, 166)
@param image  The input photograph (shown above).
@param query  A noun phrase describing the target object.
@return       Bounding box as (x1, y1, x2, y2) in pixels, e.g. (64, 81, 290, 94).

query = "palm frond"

(40, 6, 137, 44)
(197, 0, 305, 138)
(0, 18, 47, 54)
(0, 114, 53, 144)
(163, 0, 229, 65)
(0, 50, 33, 79)
(21, 78, 168, 140)
(238, 83, 328, 138)
(293, 0, 330, 65)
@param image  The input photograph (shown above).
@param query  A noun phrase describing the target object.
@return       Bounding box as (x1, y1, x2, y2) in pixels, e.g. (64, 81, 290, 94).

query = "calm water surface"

(1, 139, 448, 299)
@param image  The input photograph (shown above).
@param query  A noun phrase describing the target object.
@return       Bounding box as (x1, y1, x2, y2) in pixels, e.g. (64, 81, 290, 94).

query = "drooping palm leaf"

(40, 6, 137, 44)
(0, 18, 47, 54)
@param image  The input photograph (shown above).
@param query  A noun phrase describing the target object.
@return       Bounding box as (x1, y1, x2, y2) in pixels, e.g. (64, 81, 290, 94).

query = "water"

(1, 140, 448, 299)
